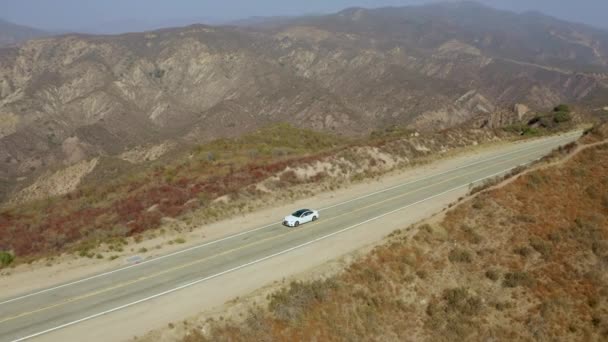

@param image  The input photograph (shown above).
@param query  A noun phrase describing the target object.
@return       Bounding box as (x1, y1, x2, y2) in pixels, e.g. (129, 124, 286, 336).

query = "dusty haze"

(2, 0, 608, 33)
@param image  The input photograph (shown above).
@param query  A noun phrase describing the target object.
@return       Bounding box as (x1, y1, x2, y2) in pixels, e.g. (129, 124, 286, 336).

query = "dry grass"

(181, 125, 608, 341)
(0, 123, 515, 264)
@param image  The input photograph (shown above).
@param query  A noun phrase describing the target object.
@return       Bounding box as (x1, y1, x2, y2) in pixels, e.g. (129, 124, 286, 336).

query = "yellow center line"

(0, 147, 543, 324)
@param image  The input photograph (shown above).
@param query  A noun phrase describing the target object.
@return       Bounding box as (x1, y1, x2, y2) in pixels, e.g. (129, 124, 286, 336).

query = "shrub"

(471, 199, 484, 209)
(426, 288, 484, 340)
(522, 127, 539, 136)
(503, 123, 522, 134)
(448, 249, 473, 263)
(461, 225, 483, 244)
(526, 172, 546, 188)
(419, 224, 433, 232)
(494, 301, 514, 311)
(271, 148, 291, 157)
(0, 251, 15, 267)
(514, 246, 532, 258)
(485, 269, 500, 281)
(554, 111, 571, 123)
(269, 279, 338, 323)
(470, 178, 500, 195)
(530, 236, 552, 257)
(443, 288, 483, 316)
(279, 170, 299, 185)
(150, 69, 165, 79)
(416, 270, 428, 279)
(503, 271, 535, 288)
(504, 123, 541, 136)
(548, 104, 572, 124)
(554, 104, 570, 113)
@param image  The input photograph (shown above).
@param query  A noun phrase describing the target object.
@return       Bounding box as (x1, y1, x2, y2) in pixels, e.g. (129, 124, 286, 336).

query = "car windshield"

(291, 209, 309, 217)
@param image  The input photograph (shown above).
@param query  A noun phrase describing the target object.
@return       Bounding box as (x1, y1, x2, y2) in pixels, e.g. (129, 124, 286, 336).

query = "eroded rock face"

(0, 112, 19, 138)
(9, 158, 99, 205)
(1, 3, 608, 203)
(514, 104, 531, 120)
(61, 136, 89, 165)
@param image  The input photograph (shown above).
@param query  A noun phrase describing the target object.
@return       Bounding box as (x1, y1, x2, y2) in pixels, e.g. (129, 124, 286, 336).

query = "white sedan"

(283, 209, 319, 227)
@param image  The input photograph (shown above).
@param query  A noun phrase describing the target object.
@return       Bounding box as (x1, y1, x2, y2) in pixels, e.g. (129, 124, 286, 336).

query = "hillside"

(0, 123, 517, 263)
(1, 2, 607, 204)
(179, 123, 608, 341)
(0, 19, 48, 47)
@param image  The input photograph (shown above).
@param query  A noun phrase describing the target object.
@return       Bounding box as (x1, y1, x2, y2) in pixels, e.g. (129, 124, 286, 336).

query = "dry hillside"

(0, 123, 514, 263)
(1, 2, 608, 203)
(181, 123, 608, 341)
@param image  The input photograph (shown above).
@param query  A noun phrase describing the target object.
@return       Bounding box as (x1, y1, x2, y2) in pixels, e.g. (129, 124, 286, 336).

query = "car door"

(302, 211, 313, 223)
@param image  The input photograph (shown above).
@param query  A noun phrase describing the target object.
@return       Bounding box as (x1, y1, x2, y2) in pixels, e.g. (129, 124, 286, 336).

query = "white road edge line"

(0, 221, 280, 306)
(9, 158, 544, 342)
(0, 132, 578, 306)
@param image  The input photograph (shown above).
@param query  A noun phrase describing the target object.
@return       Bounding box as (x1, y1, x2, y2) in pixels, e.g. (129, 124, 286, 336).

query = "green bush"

(522, 127, 539, 136)
(503, 118, 540, 136)
(550, 104, 572, 123)
(0, 251, 15, 267)
(554, 104, 570, 113)
(553, 111, 571, 123)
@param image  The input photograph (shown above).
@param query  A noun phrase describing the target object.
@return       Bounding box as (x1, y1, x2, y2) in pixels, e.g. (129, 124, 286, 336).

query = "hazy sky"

(2, 0, 607, 33)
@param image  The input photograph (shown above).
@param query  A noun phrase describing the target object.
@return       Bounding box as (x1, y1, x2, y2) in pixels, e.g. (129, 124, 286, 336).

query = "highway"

(0, 132, 580, 342)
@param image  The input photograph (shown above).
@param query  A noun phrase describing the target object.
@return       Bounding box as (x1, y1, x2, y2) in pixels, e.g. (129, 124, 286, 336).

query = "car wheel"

(312, 216, 318, 221)
(294, 221, 300, 227)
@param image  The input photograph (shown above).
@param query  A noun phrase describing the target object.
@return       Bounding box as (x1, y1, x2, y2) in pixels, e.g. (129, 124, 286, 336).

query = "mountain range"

(1, 1, 607, 203)
(0, 18, 49, 47)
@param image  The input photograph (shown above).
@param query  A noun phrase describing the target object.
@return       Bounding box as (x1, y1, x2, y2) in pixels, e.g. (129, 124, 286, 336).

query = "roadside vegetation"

(0, 251, 14, 267)
(503, 104, 574, 136)
(179, 123, 608, 342)
(0, 112, 578, 266)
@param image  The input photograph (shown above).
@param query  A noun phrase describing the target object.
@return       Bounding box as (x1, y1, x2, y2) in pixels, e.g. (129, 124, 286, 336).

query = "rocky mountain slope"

(0, 19, 48, 47)
(1, 2, 607, 203)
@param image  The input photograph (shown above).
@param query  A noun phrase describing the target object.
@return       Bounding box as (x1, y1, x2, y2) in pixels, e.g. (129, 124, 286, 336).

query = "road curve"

(0, 132, 580, 342)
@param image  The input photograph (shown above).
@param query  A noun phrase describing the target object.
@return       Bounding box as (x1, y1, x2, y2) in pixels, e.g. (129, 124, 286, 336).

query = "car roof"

(293, 209, 311, 215)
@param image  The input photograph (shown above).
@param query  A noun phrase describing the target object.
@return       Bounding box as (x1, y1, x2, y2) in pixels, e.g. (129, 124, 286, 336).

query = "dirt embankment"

(175, 126, 608, 341)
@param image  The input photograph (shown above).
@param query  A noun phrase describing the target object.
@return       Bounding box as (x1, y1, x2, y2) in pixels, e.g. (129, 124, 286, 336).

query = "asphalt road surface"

(0, 132, 580, 342)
